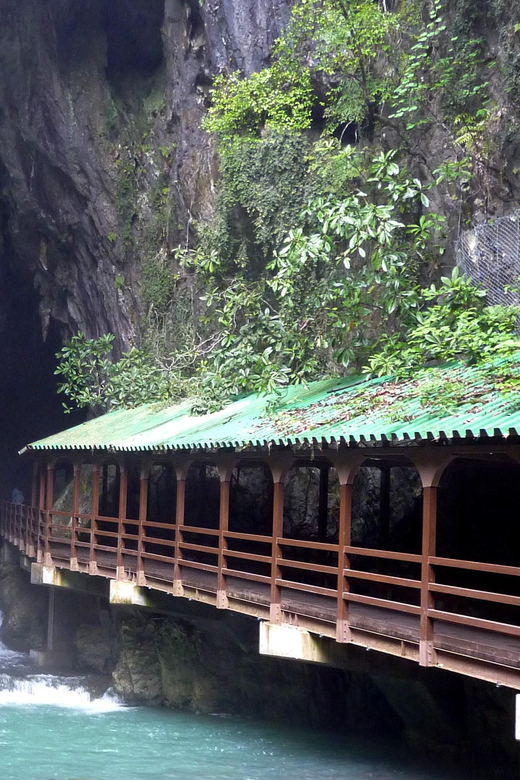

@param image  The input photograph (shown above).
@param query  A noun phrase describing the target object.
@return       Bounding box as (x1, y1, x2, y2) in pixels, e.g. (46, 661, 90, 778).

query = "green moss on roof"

(24, 359, 520, 454)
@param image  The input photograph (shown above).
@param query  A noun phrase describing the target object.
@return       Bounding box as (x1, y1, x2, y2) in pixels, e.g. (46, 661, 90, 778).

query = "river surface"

(0, 632, 472, 780)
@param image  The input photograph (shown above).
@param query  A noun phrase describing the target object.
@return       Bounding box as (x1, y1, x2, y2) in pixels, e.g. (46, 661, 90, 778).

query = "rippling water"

(0, 629, 470, 780)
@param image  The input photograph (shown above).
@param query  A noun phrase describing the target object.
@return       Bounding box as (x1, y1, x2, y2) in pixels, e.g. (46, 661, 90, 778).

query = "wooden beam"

(44, 464, 54, 566)
(217, 479, 230, 608)
(174, 476, 186, 596)
(137, 467, 148, 586)
(270, 480, 284, 623)
(117, 464, 128, 579)
(379, 464, 391, 549)
(89, 465, 100, 575)
(337, 482, 352, 642)
(317, 464, 329, 542)
(70, 464, 80, 570)
(420, 485, 437, 666)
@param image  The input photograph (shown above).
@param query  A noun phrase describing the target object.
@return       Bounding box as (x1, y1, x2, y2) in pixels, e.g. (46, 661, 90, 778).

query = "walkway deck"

(3, 501, 520, 689)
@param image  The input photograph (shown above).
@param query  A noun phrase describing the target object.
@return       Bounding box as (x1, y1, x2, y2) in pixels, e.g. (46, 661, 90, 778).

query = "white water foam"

(0, 673, 123, 711)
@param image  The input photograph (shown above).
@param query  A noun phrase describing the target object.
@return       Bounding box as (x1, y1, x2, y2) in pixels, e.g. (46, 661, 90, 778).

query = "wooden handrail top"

(279, 558, 337, 575)
(94, 515, 120, 525)
(143, 520, 176, 530)
(428, 608, 520, 638)
(277, 537, 339, 552)
(223, 530, 273, 543)
(143, 537, 176, 548)
(276, 578, 337, 600)
(141, 551, 175, 565)
(343, 592, 422, 616)
(178, 559, 218, 574)
(223, 549, 271, 564)
(222, 568, 271, 584)
(429, 556, 520, 578)
(181, 524, 220, 536)
(178, 541, 219, 555)
(344, 545, 422, 563)
(345, 569, 421, 589)
(429, 582, 520, 607)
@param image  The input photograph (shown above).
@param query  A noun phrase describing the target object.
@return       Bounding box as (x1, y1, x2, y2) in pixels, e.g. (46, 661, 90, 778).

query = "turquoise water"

(0, 642, 469, 780)
(0, 699, 468, 780)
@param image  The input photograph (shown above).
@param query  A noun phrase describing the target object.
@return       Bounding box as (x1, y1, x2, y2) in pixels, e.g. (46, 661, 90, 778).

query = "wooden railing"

(2, 501, 520, 683)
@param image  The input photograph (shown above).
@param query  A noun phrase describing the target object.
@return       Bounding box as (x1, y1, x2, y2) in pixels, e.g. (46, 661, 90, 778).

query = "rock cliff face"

(0, 0, 294, 491)
(0, 0, 292, 347)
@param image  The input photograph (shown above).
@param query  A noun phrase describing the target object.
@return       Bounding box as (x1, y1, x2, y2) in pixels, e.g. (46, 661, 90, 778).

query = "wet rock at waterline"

(0, 558, 46, 651)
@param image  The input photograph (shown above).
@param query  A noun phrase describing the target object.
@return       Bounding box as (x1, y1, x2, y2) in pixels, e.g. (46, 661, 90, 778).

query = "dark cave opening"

(0, 271, 84, 501)
(104, 0, 165, 81)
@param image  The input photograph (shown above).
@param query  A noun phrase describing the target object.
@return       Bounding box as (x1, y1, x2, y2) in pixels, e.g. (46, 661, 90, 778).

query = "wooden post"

(217, 479, 230, 609)
(317, 463, 329, 542)
(37, 464, 47, 562)
(30, 462, 39, 507)
(420, 485, 438, 666)
(336, 482, 353, 642)
(89, 464, 100, 575)
(173, 472, 186, 597)
(270, 478, 284, 624)
(27, 462, 39, 557)
(117, 463, 128, 580)
(379, 464, 391, 549)
(70, 463, 80, 570)
(137, 466, 148, 586)
(44, 463, 54, 566)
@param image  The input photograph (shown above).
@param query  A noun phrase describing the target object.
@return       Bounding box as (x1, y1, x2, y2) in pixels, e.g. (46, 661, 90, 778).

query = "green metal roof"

(23, 360, 520, 454)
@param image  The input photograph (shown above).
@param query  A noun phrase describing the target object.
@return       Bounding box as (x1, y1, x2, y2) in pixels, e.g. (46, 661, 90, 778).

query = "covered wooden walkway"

(3, 440, 520, 689)
(4, 365, 520, 687)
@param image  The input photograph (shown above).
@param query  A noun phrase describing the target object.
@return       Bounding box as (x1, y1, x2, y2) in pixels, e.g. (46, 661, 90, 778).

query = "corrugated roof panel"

(23, 360, 520, 454)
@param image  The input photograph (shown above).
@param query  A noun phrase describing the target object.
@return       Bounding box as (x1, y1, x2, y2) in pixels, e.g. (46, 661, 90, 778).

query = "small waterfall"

(0, 673, 122, 711)
(0, 610, 121, 711)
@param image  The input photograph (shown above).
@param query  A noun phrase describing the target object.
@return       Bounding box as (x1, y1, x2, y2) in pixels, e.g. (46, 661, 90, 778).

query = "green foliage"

(55, 333, 173, 413)
(142, 254, 177, 316)
(178, 146, 447, 406)
(390, 0, 490, 132)
(202, 67, 314, 140)
(214, 130, 312, 261)
(366, 269, 520, 377)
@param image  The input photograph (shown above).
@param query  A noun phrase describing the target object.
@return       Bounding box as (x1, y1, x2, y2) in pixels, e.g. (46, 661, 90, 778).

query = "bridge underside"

(3, 441, 520, 689)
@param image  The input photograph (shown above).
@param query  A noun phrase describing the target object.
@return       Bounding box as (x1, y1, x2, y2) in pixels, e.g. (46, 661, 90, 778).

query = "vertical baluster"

(89, 464, 100, 575)
(70, 463, 80, 570)
(420, 485, 438, 667)
(173, 468, 186, 597)
(270, 475, 285, 624)
(117, 463, 128, 580)
(137, 464, 148, 586)
(37, 464, 46, 562)
(337, 482, 353, 642)
(217, 477, 230, 609)
(44, 463, 54, 566)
